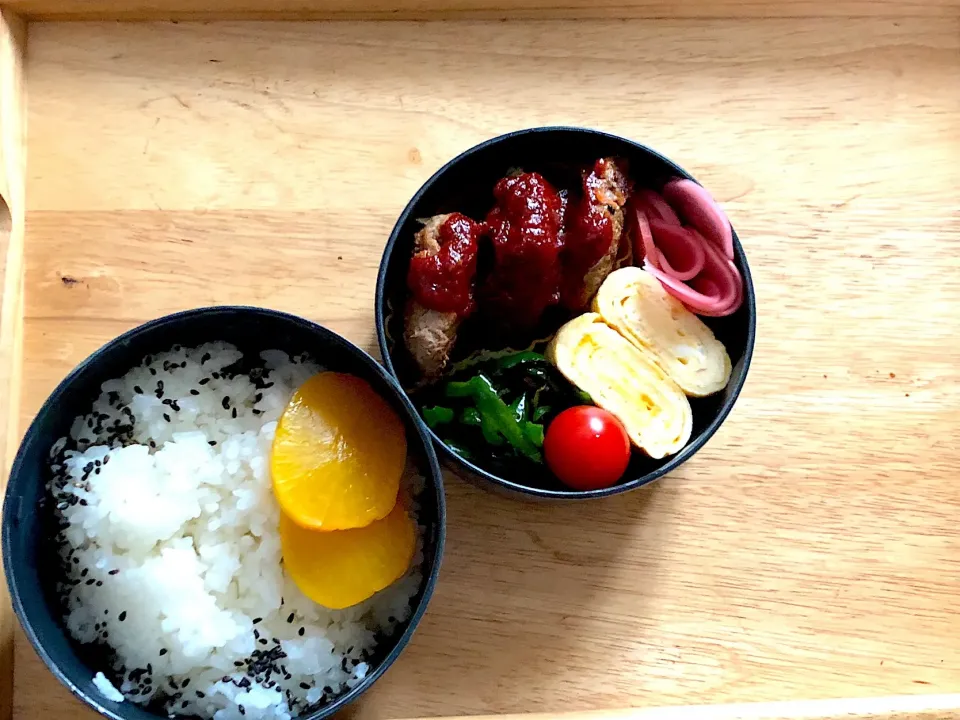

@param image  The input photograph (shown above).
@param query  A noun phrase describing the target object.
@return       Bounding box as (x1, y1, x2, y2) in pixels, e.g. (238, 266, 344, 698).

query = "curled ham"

(647, 220, 705, 282)
(632, 205, 658, 268)
(630, 184, 743, 318)
(662, 178, 734, 260)
(634, 189, 681, 226)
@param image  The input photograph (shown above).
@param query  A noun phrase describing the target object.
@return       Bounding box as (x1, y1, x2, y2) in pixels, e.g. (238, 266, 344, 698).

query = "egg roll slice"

(594, 267, 731, 397)
(548, 313, 692, 459)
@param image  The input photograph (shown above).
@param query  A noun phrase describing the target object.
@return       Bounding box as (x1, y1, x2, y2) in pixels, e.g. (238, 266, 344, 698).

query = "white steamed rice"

(47, 343, 424, 720)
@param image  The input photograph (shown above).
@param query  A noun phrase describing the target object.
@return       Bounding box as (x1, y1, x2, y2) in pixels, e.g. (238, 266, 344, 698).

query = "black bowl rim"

(1, 305, 446, 720)
(376, 125, 757, 499)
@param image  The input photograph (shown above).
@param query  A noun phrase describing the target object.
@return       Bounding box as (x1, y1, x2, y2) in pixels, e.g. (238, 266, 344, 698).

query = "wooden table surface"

(9, 15, 960, 720)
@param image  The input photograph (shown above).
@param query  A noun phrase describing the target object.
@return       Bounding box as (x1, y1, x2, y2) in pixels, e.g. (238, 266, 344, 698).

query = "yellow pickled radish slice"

(547, 313, 692, 459)
(271, 372, 407, 531)
(279, 503, 416, 609)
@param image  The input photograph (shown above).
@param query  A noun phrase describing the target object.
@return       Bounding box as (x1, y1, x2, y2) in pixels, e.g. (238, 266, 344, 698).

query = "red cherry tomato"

(544, 406, 631, 490)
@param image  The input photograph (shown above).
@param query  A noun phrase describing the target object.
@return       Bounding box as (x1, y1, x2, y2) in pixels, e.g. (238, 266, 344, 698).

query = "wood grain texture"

(428, 695, 960, 720)
(13, 15, 960, 720)
(0, 8, 24, 720)
(3, 0, 960, 21)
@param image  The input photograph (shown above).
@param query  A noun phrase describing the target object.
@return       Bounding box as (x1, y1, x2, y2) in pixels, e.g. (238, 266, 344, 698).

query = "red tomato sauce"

(407, 213, 483, 317)
(482, 172, 564, 329)
(560, 159, 619, 308)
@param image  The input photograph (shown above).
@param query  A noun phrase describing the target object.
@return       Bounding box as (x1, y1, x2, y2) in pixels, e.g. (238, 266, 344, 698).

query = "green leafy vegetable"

(522, 421, 545, 448)
(495, 351, 546, 370)
(443, 439, 473, 460)
(415, 349, 589, 468)
(532, 404, 552, 422)
(422, 406, 454, 428)
(446, 374, 542, 462)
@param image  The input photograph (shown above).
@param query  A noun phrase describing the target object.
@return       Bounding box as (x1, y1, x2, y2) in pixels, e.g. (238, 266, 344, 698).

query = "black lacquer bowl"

(376, 127, 755, 499)
(2, 306, 445, 720)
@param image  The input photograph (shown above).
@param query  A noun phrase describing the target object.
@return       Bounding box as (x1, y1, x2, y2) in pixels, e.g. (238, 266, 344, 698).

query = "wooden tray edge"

(0, 7, 25, 720)
(3, 0, 960, 21)
(414, 694, 960, 720)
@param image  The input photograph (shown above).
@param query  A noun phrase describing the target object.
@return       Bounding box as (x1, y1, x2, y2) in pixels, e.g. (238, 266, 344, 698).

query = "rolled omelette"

(548, 313, 692, 459)
(594, 267, 731, 397)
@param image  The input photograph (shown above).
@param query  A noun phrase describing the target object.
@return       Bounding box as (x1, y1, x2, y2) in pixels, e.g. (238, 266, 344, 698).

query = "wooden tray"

(1, 4, 959, 720)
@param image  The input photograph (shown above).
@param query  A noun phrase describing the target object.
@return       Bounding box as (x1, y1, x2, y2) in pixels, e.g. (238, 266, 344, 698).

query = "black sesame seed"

(252, 409, 262, 415)
(208, 440, 217, 446)
(85, 579, 95, 586)
(163, 413, 171, 422)
(149, 368, 157, 376)
(287, 612, 294, 623)
(182, 701, 189, 709)
(119, 611, 127, 621)
(159, 649, 167, 656)
(212, 372, 220, 379)
(134, 385, 143, 394)
(253, 629, 260, 639)
(190, 389, 199, 396)
(169, 679, 178, 689)
(195, 691, 205, 698)
(232, 408, 238, 419)
(157, 380, 164, 390)
(258, 638, 268, 645)
(223, 676, 232, 682)
(109, 569, 119, 575)
(299, 682, 310, 690)
(147, 663, 153, 674)
(199, 378, 210, 385)
(253, 617, 262, 624)
(149, 440, 157, 448)
(298, 627, 304, 636)
(162, 398, 173, 406)
(96, 580, 103, 586)
(81, 568, 88, 577)
(222, 397, 230, 410)
(201, 353, 211, 364)
(103, 455, 110, 464)
(181, 678, 190, 688)
(239, 705, 246, 715)
(254, 393, 263, 402)
(233, 661, 243, 667)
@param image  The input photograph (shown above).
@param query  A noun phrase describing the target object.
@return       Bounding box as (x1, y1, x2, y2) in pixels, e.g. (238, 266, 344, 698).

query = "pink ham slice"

(634, 189, 682, 226)
(647, 219, 705, 282)
(643, 226, 742, 317)
(663, 178, 734, 260)
(632, 205, 659, 268)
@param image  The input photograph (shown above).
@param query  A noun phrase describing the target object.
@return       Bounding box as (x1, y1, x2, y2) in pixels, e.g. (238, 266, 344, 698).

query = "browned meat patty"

(561, 158, 632, 311)
(403, 214, 459, 379)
